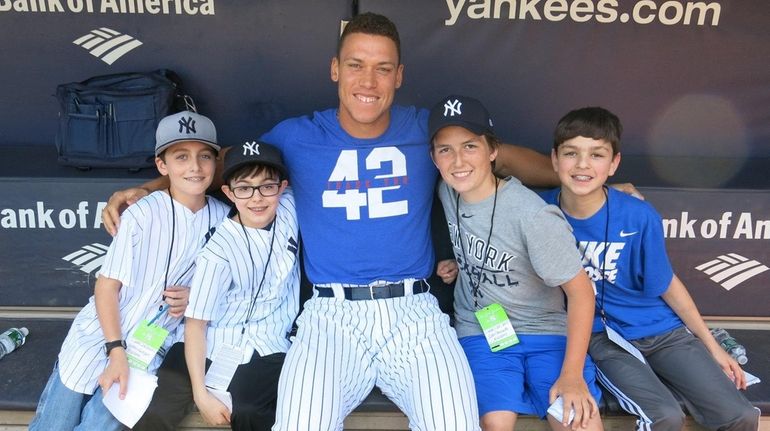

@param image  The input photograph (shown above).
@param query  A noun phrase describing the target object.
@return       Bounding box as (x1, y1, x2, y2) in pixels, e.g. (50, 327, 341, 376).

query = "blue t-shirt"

(542, 187, 682, 340)
(262, 105, 436, 284)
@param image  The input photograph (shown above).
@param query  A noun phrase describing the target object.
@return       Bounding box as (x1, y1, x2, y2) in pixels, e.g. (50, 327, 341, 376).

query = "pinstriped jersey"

(57, 191, 229, 394)
(186, 189, 299, 364)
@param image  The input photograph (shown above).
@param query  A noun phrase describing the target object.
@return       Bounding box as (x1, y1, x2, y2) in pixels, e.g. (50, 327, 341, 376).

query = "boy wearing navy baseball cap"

(30, 111, 230, 430)
(429, 95, 604, 430)
(137, 141, 299, 431)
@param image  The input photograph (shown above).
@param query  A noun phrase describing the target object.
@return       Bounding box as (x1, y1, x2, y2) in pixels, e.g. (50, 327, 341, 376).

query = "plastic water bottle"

(711, 328, 748, 365)
(0, 327, 29, 360)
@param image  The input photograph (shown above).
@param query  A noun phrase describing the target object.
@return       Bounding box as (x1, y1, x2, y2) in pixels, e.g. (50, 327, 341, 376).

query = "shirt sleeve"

(260, 117, 296, 152)
(637, 204, 675, 297)
(98, 211, 140, 287)
(523, 204, 584, 287)
(186, 245, 232, 322)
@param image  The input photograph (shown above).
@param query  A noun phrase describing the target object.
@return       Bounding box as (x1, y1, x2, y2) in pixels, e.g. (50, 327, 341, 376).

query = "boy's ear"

(155, 156, 168, 176)
(609, 152, 622, 177)
(550, 149, 559, 172)
(279, 179, 289, 194)
(221, 184, 237, 204)
(429, 147, 438, 167)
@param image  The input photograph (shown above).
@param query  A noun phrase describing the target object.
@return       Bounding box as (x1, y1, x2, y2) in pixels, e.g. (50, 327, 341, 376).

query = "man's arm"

(661, 275, 747, 389)
(102, 147, 230, 236)
(494, 144, 559, 187)
(494, 143, 644, 198)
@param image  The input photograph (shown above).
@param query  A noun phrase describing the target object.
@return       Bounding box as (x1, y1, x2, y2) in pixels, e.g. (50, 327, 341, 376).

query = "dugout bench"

(0, 317, 768, 430)
(1, 145, 769, 430)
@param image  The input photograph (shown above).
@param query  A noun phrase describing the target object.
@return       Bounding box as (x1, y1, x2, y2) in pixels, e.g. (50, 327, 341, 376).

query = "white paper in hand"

(744, 371, 761, 387)
(102, 368, 158, 428)
(547, 396, 575, 425)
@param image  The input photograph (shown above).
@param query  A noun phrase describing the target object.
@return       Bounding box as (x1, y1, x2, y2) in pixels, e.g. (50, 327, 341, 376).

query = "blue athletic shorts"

(460, 334, 602, 418)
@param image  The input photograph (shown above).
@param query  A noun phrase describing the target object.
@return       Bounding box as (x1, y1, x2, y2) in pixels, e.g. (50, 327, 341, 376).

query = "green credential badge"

(126, 320, 169, 370)
(475, 303, 519, 352)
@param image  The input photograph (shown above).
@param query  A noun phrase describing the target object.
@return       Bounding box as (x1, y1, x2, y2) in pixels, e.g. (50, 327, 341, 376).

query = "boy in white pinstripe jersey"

(135, 141, 299, 431)
(29, 111, 230, 430)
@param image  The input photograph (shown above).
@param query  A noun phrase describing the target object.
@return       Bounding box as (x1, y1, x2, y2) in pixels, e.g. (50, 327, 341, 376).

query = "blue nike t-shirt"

(262, 105, 436, 285)
(542, 187, 682, 340)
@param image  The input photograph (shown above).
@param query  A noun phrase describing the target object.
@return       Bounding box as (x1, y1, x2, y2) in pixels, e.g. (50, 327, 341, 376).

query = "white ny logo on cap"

(243, 141, 260, 156)
(444, 99, 462, 117)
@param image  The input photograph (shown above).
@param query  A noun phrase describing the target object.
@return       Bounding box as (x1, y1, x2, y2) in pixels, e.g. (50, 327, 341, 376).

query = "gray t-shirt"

(437, 177, 584, 339)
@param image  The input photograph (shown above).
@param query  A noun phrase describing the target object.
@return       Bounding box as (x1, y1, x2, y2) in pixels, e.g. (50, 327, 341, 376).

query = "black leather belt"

(315, 280, 429, 301)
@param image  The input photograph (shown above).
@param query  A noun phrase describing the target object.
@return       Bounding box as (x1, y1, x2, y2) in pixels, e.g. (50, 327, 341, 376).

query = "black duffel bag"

(55, 69, 183, 169)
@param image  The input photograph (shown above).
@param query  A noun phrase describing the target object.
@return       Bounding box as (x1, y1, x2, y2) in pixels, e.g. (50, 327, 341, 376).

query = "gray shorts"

(589, 326, 758, 431)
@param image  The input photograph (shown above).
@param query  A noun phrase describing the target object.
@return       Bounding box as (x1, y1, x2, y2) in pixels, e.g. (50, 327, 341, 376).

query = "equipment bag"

(55, 70, 183, 169)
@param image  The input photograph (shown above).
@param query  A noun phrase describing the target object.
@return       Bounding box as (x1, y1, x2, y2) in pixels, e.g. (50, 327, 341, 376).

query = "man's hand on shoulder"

(102, 187, 150, 236)
(609, 183, 644, 200)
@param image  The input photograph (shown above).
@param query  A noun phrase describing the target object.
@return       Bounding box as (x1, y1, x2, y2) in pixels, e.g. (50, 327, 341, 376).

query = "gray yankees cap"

(155, 110, 220, 156)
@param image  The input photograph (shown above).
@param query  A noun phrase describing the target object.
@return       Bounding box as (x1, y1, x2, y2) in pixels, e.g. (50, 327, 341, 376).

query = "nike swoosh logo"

(461, 213, 473, 219)
(620, 230, 638, 237)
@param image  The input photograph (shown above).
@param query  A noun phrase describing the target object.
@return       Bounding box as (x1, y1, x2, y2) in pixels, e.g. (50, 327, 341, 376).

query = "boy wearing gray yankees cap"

(30, 111, 230, 431)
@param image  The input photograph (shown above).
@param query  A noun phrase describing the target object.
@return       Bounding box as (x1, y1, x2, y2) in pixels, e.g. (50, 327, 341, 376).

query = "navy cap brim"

(429, 120, 492, 142)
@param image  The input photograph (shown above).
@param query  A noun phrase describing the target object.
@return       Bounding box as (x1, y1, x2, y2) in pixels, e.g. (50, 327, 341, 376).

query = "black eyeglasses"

(230, 183, 281, 199)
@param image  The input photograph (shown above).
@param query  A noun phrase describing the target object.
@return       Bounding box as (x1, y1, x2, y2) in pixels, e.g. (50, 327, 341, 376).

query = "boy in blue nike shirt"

(542, 107, 758, 431)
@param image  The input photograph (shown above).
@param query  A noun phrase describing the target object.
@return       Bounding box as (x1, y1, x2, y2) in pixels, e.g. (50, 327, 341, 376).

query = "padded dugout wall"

(0, 1, 768, 314)
(0, 1, 768, 188)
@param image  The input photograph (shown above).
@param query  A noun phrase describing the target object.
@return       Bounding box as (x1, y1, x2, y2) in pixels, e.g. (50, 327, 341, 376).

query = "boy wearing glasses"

(136, 141, 299, 431)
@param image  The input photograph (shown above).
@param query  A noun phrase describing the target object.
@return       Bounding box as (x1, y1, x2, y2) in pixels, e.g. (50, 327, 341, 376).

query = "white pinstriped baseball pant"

(272, 290, 480, 431)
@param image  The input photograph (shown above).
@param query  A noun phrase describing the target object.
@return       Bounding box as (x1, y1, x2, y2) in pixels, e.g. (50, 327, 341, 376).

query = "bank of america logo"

(62, 243, 109, 274)
(695, 253, 769, 291)
(73, 28, 142, 65)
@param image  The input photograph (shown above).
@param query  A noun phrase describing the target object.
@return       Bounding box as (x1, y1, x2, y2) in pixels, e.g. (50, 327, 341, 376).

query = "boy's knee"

(719, 405, 760, 431)
(133, 410, 175, 431)
(650, 405, 684, 431)
(480, 412, 515, 431)
(231, 405, 275, 431)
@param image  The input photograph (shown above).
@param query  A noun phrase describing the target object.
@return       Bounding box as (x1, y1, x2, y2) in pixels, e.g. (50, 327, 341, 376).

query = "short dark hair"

(338, 12, 401, 63)
(225, 164, 284, 186)
(553, 107, 622, 155)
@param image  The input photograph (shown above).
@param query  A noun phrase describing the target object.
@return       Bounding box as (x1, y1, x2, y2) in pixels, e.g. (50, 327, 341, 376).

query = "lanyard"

(157, 190, 212, 318)
(455, 177, 499, 310)
(238, 213, 277, 336)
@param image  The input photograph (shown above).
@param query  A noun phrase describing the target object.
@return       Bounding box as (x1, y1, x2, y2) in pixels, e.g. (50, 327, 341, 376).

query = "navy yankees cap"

(223, 141, 288, 183)
(428, 95, 495, 141)
(155, 110, 220, 156)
